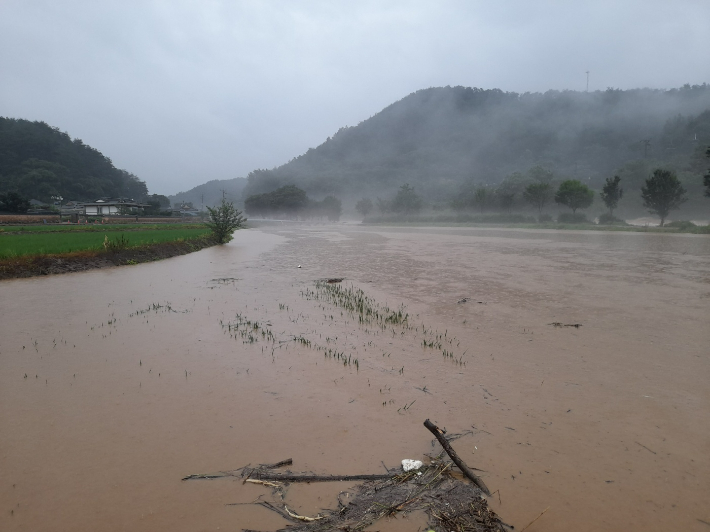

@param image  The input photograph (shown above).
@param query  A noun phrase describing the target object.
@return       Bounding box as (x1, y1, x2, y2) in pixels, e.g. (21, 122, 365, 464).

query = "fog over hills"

(242, 84, 710, 207)
(168, 177, 247, 209)
(3, 84, 709, 214)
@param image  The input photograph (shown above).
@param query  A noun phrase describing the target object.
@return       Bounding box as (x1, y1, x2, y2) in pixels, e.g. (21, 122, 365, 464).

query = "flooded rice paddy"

(1, 224, 709, 532)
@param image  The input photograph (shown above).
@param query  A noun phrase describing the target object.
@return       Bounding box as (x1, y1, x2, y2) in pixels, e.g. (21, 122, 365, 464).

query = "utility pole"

(585, 71, 589, 92)
(201, 194, 204, 212)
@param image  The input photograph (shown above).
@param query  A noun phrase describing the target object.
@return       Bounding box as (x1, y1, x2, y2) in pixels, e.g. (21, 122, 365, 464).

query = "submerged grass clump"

(221, 313, 276, 344)
(302, 281, 470, 368)
(319, 346, 359, 369)
(128, 302, 189, 317)
(302, 281, 409, 328)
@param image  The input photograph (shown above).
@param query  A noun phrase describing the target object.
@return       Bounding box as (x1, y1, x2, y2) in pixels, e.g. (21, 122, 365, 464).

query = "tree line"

(356, 157, 707, 227)
(243, 185, 342, 221)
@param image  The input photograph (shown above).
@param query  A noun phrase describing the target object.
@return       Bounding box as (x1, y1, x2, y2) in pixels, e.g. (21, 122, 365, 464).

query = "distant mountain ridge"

(242, 84, 710, 204)
(168, 177, 247, 209)
(0, 117, 149, 202)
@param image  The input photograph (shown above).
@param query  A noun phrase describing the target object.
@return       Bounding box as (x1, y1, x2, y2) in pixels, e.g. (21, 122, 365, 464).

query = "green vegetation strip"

(0, 227, 210, 258)
(0, 223, 204, 234)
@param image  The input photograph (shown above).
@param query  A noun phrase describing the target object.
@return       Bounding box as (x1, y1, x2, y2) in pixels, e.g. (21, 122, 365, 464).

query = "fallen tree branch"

(284, 505, 324, 521)
(424, 418, 491, 496)
(245, 479, 283, 488)
(257, 501, 294, 521)
(244, 470, 397, 483)
(520, 506, 550, 532)
(259, 458, 293, 469)
(183, 458, 292, 482)
(182, 471, 239, 481)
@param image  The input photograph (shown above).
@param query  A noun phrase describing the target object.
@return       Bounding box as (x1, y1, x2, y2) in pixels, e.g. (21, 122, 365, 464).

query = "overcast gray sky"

(2, 0, 709, 195)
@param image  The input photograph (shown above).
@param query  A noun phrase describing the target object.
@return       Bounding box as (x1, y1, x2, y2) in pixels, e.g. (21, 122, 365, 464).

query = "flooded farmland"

(1, 224, 709, 532)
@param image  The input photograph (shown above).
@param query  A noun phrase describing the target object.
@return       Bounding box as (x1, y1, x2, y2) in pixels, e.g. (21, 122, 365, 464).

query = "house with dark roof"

(66, 198, 148, 216)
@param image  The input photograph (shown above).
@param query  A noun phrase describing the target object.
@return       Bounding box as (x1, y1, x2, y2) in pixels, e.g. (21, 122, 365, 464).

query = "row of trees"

(356, 184, 424, 216)
(356, 163, 703, 226)
(244, 185, 342, 221)
(187, 145, 710, 246)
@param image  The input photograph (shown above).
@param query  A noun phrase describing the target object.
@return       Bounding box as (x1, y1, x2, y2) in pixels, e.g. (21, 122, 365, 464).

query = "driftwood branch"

(184, 470, 394, 483)
(182, 458, 292, 481)
(243, 469, 396, 483)
(520, 506, 550, 532)
(424, 418, 491, 496)
(245, 479, 283, 488)
(259, 458, 293, 469)
(182, 471, 239, 481)
(284, 505, 325, 521)
(255, 501, 328, 523)
(257, 501, 296, 521)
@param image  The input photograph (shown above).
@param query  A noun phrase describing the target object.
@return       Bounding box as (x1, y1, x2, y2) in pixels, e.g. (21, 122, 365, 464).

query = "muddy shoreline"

(0, 235, 218, 280)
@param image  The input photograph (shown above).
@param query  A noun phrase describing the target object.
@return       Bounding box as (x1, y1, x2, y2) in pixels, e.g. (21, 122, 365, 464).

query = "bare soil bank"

(0, 235, 217, 279)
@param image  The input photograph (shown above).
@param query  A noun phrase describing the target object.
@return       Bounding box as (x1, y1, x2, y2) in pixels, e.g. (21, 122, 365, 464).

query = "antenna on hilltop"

(585, 71, 590, 92)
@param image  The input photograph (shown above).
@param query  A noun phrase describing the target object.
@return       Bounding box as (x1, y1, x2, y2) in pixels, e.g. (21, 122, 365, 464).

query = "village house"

(61, 198, 148, 216)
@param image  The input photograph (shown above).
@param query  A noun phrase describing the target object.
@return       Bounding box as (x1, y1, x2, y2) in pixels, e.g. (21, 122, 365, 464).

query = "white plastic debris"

(298, 265, 302, 268)
(401, 459, 423, 471)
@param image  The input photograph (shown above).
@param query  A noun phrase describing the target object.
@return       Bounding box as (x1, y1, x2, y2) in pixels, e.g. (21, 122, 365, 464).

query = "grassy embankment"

(0, 222, 203, 234)
(0, 223, 217, 279)
(0, 225, 211, 258)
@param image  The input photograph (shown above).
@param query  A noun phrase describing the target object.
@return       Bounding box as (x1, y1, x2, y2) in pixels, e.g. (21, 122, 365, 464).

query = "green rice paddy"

(0, 223, 203, 233)
(0, 225, 210, 258)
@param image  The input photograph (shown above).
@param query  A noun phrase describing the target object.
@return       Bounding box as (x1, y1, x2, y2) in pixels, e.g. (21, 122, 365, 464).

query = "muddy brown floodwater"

(1, 224, 709, 532)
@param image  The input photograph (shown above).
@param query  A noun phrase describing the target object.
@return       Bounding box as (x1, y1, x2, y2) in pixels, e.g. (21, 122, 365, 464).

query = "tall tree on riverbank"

(355, 198, 373, 217)
(641, 169, 687, 227)
(391, 184, 423, 214)
(523, 182, 553, 215)
(704, 147, 710, 198)
(555, 180, 594, 214)
(319, 195, 342, 221)
(600, 176, 623, 215)
(206, 199, 246, 243)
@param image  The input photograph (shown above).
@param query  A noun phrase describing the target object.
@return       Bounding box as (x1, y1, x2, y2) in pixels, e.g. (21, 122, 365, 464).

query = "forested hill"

(168, 177, 247, 209)
(0, 118, 148, 202)
(244, 85, 710, 203)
